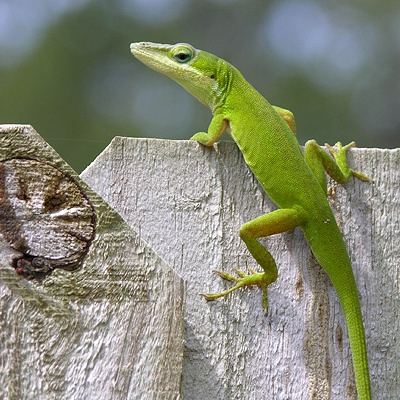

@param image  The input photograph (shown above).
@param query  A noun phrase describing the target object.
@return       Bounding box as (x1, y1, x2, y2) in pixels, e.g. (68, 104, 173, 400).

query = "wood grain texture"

(81, 137, 399, 400)
(0, 125, 184, 400)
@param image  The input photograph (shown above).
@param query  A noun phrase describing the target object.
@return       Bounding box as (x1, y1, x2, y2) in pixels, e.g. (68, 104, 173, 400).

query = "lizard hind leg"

(304, 140, 373, 193)
(201, 207, 305, 314)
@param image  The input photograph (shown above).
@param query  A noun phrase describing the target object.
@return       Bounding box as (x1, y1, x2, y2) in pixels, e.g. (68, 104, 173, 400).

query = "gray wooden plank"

(0, 125, 184, 400)
(81, 136, 399, 399)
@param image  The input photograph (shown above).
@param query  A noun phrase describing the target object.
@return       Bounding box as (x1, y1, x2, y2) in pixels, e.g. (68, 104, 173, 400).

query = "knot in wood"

(0, 158, 96, 280)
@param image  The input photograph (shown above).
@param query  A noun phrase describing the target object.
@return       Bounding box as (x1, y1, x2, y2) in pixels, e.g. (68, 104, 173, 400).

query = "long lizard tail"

(310, 228, 371, 400)
(334, 273, 371, 400)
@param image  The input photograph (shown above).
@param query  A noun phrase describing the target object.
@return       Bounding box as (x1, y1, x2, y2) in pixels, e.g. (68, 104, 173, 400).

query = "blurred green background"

(1, 0, 399, 172)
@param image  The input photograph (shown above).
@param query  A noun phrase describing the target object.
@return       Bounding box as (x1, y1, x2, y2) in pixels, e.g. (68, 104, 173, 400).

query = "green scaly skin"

(130, 42, 372, 399)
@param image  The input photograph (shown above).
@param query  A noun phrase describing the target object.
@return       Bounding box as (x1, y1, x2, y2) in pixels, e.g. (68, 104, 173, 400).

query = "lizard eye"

(172, 45, 194, 63)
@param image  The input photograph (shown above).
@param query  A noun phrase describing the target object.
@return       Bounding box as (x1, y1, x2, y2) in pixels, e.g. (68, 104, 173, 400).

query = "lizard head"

(130, 42, 230, 110)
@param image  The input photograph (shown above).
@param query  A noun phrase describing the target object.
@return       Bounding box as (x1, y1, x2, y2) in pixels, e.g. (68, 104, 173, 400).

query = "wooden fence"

(0, 124, 399, 399)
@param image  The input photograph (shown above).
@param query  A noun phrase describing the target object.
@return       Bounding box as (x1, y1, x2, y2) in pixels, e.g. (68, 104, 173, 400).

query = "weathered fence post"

(0, 125, 184, 400)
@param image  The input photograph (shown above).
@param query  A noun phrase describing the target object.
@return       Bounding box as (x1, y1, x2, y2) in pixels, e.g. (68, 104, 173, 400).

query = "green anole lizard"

(130, 42, 372, 399)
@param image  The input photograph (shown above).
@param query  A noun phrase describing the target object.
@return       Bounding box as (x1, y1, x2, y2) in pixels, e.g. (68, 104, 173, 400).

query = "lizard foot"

(201, 268, 270, 314)
(325, 141, 374, 183)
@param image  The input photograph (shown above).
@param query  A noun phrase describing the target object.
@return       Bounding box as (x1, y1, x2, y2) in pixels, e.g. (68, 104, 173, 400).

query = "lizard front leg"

(190, 113, 228, 146)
